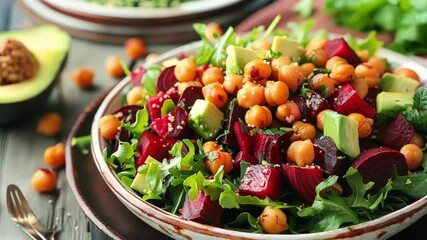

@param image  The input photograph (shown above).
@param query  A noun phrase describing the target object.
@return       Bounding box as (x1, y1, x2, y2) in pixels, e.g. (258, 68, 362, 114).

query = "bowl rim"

(90, 40, 427, 239)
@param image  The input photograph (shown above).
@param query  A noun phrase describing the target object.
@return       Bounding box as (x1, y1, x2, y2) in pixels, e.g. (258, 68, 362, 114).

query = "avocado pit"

(0, 39, 39, 85)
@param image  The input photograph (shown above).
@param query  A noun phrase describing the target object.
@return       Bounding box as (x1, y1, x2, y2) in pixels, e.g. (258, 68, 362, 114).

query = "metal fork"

(6, 184, 60, 240)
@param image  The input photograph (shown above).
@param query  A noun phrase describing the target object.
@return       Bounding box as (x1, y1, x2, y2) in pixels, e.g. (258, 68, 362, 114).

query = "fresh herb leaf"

(344, 31, 383, 56)
(160, 99, 176, 117)
(413, 86, 427, 110)
(391, 173, 427, 199)
(224, 212, 263, 233)
(122, 108, 150, 139)
(293, 0, 314, 18)
(210, 27, 235, 68)
(403, 109, 427, 134)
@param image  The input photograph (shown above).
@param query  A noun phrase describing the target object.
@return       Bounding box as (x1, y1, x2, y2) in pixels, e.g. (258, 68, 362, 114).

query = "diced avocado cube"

(225, 45, 265, 74)
(323, 111, 360, 158)
(130, 156, 161, 194)
(376, 91, 414, 117)
(188, 99, 224, 140)
(271, 36, 301, 61)
(380, 73, 420, 93)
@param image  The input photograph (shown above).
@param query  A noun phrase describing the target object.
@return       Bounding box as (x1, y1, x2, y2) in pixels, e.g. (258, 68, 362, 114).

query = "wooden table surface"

(1, 1, 426, 240)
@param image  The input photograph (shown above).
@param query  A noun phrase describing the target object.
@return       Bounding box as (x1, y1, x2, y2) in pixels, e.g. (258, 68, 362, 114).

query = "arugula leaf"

(71, 135, 91, 155)
(344, 31, 383, 56)
(391, 173, 427, 199)
(286, 19, 317, 46)
(210, 27, 235, 68)
(141, 65, 162, 96)
(219, 185, 289, 209)
(413, 86, 427, 110)
(183, 171, 206, 201)
(224, 212, 263, 233)
(122, 108, 150, 139)
(160, 99, 176, 117)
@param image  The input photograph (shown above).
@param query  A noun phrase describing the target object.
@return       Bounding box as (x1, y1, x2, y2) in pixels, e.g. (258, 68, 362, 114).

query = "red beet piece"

(352, 147, 407, 194)
(113, 105, 143, 123)
(156, 65, 178, 93)
(282, 164, 323, 203)
(130, 66, 146, 87)
(304, 90, 329, 124)
(252, 130, 293, 165)
(324, 38, 362, 67)
(178, 86, 204, 110)
(364, 86, 382, 109)
(313, 137, 347, 177)
(149, 106, 189, 139)
(220, 101, 247, 150)
(135, 131, 176, 167)
(238, 164, 282, 200)
(291, 95, 310, 123)
(234, 121, 255, 154)
(328, 83, 376, 118)
(147, 89, 180, 121)
(181, 190, 223, 227)
(233, 151, 259, 175)
(376, 114, 415, 150)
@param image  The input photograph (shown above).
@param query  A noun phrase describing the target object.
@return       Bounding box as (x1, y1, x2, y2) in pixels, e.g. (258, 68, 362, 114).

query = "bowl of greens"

(91, 17, 427, 239)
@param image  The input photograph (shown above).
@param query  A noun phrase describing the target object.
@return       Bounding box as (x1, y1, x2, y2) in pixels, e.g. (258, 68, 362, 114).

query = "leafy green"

(122, 108, 150, 139)
(160, 99, 176, 117)
(324, 0, 427, 54)
(71, 135, 91, 155)
(224, 212, 263, 233)
(293, 0, 314, 18)
(141, 65, 162, 96)
(344, 31, 383, 56)
(413, 86, 427, 110)
(403, 86, 427, 134)
(391, 173, 427, 199)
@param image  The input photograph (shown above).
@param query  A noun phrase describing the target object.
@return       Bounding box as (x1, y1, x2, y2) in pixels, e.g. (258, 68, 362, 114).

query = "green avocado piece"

(0, 25, 70, 103)
(130, 156, 161, 194)
(376, 91, 414, 117)
(271, 36, 301, 61)
(380, 72, 420, 93)
(323, 111, 360, 158)
(225, 45, 265, 74)
(188, 99, 224, 140)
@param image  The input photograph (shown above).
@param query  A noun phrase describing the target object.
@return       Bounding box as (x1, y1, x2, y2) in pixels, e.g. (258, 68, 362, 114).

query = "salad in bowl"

(91, 16, 427, 239)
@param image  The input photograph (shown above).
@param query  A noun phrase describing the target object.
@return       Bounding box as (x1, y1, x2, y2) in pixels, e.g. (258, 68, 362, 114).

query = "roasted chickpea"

(252, 39, 272, 50)
(245, 105, 272, 128)
(44, 143, 66, 169)
(316, 109, 334, 131)
(99, 114, 121, 140)
(287, 139, 315, 167)
(329, 63, 355, 84)
(264, 80, 289, 107)
(350, 78, 369, 99)
(356, 50, 370, 62)
(355, 63, 380, 88)
(174, 58, 197, 82)
(290, 121, 316, 141)
(71, 67, 95, 89)
(105, 55, 125, 78)
(367, 56, 387, 75)
(126, 86, 144, 105)
(400, 144, 424, 170)
(37, 112, 62, 136)
(393, 67, 420, 81)
(347, 113, 373, 138)
(305, 37, 327, 52)
(31, 168, 57, 192)
(309, 73, 335, 97)
(325, 56, 347, 70)
(276, 102, 301, 125)
(223, 73, 243, 95)
(237, 82, 265, 109)
(124, 37, 146, 60)
(278, 64, 306, 92)
(300, 62, 315, 77)
(259, 206, 288, 234)
(305, 49, 328, 67)
(409, 133, 426, 148)
(202, 141, 220, 154)
(201, 66, 224, 85)
(271, 56, 292, 80)
(205, 22, 223, 42)
(202, 82, 228, 108)
(244, 59, 272, 82)
(204, 150, 233, 175)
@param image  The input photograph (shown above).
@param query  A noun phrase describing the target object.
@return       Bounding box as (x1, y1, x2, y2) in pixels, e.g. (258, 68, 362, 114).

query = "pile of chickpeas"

(97, 26, 426, 234)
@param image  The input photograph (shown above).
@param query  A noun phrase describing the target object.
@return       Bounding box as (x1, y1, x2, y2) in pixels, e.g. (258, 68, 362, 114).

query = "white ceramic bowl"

(91, 41, 427, 240)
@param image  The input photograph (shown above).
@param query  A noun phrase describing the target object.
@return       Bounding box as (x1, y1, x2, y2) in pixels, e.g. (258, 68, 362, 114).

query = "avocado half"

(0, 25, 70, 124)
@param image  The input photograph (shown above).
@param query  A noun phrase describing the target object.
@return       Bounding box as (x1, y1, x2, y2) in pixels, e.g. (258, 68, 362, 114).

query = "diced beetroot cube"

(234, 121, 255, 154)
(135, 131, 176, 167)
(233, 151, 259, 175)
(364, 86, 382, 109)
(238, 164, 282, 200)
(220, 101, 247, 150)
(304, 91, 329, 124)
(149, 106, 189, 139)
(147, 89, 180, 121)
(324, 38, 361, 67)
(376, 114, 415, 150)
(328, 83, 376, 118)
(282, 164, 323, 203)
(352, 147, 407, 194)
(113, 105, 143, 123)
(291, 95, 310, 123)
(130, 66, 146, 87)
(252, 131, 293, 165)
(178, 86, 204, 110)
(313, 137, 347, 177)
(181, 191, 223, 227)
(156, 65, 178, 93)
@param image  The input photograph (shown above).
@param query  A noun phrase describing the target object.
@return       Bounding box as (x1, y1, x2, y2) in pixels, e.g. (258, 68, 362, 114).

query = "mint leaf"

(413, 86, 427, 110)
(403, 109, 427, 134)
